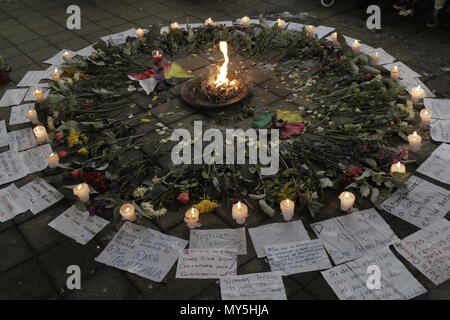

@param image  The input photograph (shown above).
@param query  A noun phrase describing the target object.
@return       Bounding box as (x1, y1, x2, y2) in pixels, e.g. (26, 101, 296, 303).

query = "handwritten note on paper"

(399, 77, 435, 98)
(322, 248, 426, 300)
(19, 144, 53, 174)
(395, 219, 450, 285)
(381, 176, 450, 228)
(176, 249, 237, 279)
(77, 44, 96, 57)
(0, 120, 8, 147)
(424, 98, 450, 119)
(17, 71, 48, 87)
(248, 221, 310, 258)
(43, 49, 77, 66)
(189, 228, 247, 254)
(101, 28, 136, 45)
(20, 178, 63, 214)
(8, 128, 37, 152)
(430, 119, 450, 143)
(265, 240, 332, 275)
(0, 184, 31, 222)
(287, 22, 305, 31)
(0, 151, 28, 185)
(48, 205, 109, 245)
(220, 272, 287, 300)
(383, 62, 421, 79)
(365, 48, 396, 65)
(416, 143, 450, 185)
(315, 26, 335, 39)
(9, 103, 35, 125)
(311, 208, 395, 265)
(0, 88, 28, 107)
(95, 222, 188, 282)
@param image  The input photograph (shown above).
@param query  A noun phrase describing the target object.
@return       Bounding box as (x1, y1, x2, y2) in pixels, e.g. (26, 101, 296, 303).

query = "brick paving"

(1, 0, 450, 300)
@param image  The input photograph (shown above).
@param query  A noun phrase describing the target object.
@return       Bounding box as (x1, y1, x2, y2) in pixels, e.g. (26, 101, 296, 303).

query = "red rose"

(71, 169, 81, 179)
(58, 151, 68, 158)
(177, 192, 190, 204)
(55, 132, 64, 140)
(348, 165, 364, 177)
(335, 53, 342, 61)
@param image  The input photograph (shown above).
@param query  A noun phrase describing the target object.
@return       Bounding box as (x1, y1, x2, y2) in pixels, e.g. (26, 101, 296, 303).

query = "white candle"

(47, 152, 59, 168)
(276, 18, 286, 29)
(51, 68, 61, 80)
(33, 125, 49, 144)
(370, 52, 380, 66)
(170, 22, 179, 29)
(73, 183, 90, 203)
(135, 28, 145, 39)
(25, 109, 38, 124)
(420, 108, 432, 127)
(280, 199, 295, 221)
(62, 51, 72, 63)
(390, 161, 406, 174)
(351, 40, 361, 54)
(306, 25, 316, 38)
(184, 207, 199, 229)
(339, 191, 355, 211)
(204, 17, 213, 26)
(120, 203, 137, 222)
(241, 16, 250, 27)
(390, 66, 400, 81)
(232, 201, 248, 224)
(331, 32, 338, 45)
(411, 85, 425, 104)
(33, 89, 45, 101)
(408, 131, 422, 152)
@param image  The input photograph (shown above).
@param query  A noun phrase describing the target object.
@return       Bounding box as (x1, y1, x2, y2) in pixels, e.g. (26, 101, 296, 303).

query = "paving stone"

(0, 220, 15, 234)
(0, 260, 56, 299)
(304, 276, 338, 300)
(0, 228, 33, 273)
(175, 54, 211, 72)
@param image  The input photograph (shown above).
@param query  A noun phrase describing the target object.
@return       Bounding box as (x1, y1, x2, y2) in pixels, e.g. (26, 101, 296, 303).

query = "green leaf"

(259, 199, 275, 217)
(253, 112, 274, 128)
(364, 158, 378, 169)
(370, 187, 380, 204)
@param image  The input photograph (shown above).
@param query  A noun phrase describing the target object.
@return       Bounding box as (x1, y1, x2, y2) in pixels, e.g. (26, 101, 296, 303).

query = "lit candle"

(411, 85, 425, 104)
(51, 68, 61, 80)
(370, 52, 380, 66)
(306, 25, 316, 38)
(232, 201, 248, 224)
(276, 18, 286, 29)
(152, 50, 164, 62)
(390, 66, 400, 81)
(33, 89, 45, 102)
(339, 191, 355, 211)
(351, 40, 361, 54)
(204, 17, 213, 26)
(120, 203, 137, 222)
(419, 108, 432, 127)
(62, 51, 72, 63)
(170, 22, 179, 29)
(241, 16, 250, 27)
(280, 199, 295, 221)
(135, 28, 145, 39)
(25, 109, 38, 124)
(47, 152, 59, 168)
(408, 131, 422, 152)
(331, 32, 338, 45)
(184, 207, 199, 229)
(33, 125, 49, 144)
(390, 161, 406, 174)
(73, 183, 90, 203)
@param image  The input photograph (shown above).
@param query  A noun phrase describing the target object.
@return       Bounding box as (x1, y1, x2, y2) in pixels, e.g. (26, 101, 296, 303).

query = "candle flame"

(237, 201, 242, 209)
(77, 184, 82, 190)
(170, 22, 179, 29)
(344, 192, 350, 199)
(276, 18, 285, 28)
(413, 131, 418, 136)
(393, 66, 398, 71)
(396, 162, 401, 168)
(204, 17, 213, 25)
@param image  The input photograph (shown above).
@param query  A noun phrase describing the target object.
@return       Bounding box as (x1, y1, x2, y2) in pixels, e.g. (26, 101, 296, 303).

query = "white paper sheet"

(95, 222, 188, 282)
(344, 36, 374, 53)
(176, 248, 238, 279)
(8, 103, 35, 125)
(43, 49, 77, 66)
(23, 86, 50, 102)
(17, 71, 48, 87)
(416, 143, 450, 185)
(48, 205, 109, 245)
(0, 88, 28, 107)
(0, 184, 31, 222)
(364, 48, 396, 65)
(101, 28, 137, 45)
(19, 144, 53, 174)
(383, 62, 421, 79)
(215, 21, 234, 27)
(286, 22, 305, 31)
(0, 120, 8, 147)
(311, 208, 395, 264)
(8, 127, 37, 151)
(315, 25, 335, 39)
(395, 218, 450, 285)
(430, 119, 450, 142)
(77, 44, 97, 57)
(0, 150, 27, 185)
(189, 227, 247, 254)
(424, 98, 450, 119)
(265, 239, 332, 275)
(235, 18, 260, 26)
(248, 220, 310, 258)
(399, 77, 435, 98)
(322, 248, 427, 300)
(220, 272, 287, 300)
(20, 178, 63, 214)
(381, 176, 450, 228)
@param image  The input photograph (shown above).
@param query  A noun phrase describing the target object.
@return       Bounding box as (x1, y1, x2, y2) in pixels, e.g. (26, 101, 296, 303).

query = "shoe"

(427, 8, 446, 27)
(393, 0, 408, 10)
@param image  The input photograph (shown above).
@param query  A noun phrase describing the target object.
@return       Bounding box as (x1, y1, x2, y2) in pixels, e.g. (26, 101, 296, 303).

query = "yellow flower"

(67, 128, 80, 148)
(193, 200, 219, 214)
(77, 147, 89, 155)
(80, 134, 88, 143)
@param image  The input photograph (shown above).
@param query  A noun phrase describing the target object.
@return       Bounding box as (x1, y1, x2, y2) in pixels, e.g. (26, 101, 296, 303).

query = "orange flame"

(212, 41, 237, 88)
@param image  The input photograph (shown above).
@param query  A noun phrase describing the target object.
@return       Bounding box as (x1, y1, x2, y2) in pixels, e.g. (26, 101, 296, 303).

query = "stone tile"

(0, 260, 56, 299)
(25, 45, 62, 63)
(304, 276, 338, 300)
(0, 228, 33, 272)
(192, 284, 221, 299)
(175, 54, 210, 71)
(0, 220, 15, 234)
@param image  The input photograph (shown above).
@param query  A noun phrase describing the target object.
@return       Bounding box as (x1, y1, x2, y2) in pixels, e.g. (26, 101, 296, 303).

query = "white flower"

(47, 116, 55, 131)
(132, 186, 148, 199)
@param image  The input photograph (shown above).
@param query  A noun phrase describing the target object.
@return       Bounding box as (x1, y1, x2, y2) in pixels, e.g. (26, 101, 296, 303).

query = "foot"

(427, 9, 446, 27)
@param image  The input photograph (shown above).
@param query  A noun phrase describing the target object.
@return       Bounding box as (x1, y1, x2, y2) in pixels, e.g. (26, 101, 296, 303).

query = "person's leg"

(427, 0, 448, 27)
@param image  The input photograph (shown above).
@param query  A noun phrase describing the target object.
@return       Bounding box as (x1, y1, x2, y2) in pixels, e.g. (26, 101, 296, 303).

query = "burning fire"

(209, 41, 239, 89)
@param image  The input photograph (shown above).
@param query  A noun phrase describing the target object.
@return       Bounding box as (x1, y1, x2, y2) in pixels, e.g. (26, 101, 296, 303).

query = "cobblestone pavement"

(1, 0, 450, 300)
